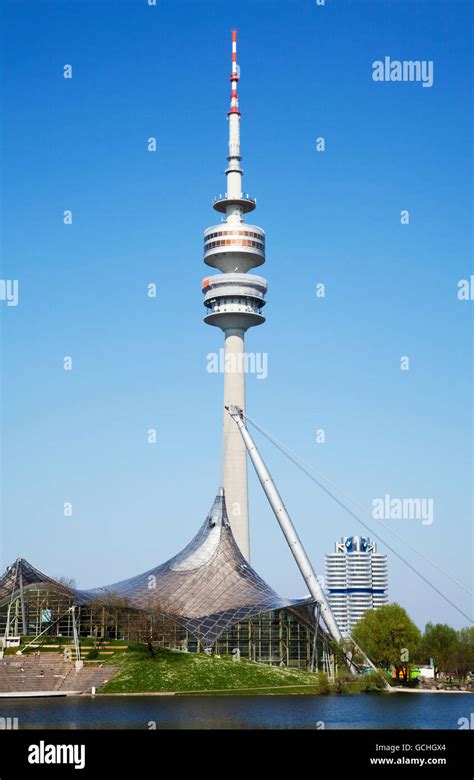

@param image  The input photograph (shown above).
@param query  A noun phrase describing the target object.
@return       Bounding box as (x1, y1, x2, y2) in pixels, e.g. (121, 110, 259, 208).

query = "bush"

(317, 672, 331, 695)
(333, 672, 353, 694)
(359, 669, 388, 693)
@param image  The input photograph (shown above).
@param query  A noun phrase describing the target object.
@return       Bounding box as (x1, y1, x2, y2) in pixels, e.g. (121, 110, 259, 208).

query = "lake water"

(0, 693, 471, 729)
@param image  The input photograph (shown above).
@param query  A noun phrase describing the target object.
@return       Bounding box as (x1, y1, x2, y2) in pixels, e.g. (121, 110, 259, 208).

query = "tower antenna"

(229, 29, 240, 117)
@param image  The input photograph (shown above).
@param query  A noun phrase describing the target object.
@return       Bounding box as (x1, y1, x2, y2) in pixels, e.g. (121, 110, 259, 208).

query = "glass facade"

(0, 594, 322, 671)
(205, 230, 264, 240)
(205, 238, 264, 251)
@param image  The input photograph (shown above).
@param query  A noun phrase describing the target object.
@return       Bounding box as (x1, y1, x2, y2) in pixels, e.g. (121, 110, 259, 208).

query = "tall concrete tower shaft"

(202, 30, 267, 561)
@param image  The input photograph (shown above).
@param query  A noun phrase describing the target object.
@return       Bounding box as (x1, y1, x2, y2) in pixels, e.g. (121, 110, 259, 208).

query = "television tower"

(202, 30, 267, 561)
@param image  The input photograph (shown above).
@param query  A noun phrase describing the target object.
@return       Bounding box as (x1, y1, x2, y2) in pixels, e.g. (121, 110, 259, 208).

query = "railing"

(212, 193, 256, 204)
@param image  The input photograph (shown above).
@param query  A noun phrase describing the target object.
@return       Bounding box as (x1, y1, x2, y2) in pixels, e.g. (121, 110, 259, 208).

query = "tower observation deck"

(202, 30, 267, 561)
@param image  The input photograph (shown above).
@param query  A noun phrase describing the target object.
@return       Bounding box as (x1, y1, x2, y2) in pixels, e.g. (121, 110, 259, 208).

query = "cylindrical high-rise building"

(202, 31, 267, 561)
(325, 536, 389, 637)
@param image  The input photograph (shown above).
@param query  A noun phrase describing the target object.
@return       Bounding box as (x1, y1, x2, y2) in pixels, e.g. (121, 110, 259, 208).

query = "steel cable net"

(0, 491, 316, 648)
(0, 560, 65, 604)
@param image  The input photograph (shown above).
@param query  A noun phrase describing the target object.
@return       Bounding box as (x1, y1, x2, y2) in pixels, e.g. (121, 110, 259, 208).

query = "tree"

(55, 576, 77, 590)
(351, 603, 421, 682)
(334, 638, 366, 670)
(453, 627, 474, 684)
(87, 590, 179, 647)
(87, 590, 133, 640)
(420, 622, 458, 676)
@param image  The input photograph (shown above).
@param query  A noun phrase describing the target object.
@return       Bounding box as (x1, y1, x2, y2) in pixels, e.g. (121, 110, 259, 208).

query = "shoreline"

(93, 687, 473, 698)
(390, 687, 472, 694)
(0, 687, 471, 699)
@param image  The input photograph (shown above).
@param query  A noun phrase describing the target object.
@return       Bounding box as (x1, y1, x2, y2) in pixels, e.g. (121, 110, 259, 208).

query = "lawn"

(100, 647, 321, 695)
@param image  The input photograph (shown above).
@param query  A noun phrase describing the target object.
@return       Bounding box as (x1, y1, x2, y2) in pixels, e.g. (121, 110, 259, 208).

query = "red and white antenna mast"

(229, 29, 240, 117)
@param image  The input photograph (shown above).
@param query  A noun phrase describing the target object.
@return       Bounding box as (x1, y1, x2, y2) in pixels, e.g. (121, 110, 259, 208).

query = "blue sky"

(1, 0, 472, 630)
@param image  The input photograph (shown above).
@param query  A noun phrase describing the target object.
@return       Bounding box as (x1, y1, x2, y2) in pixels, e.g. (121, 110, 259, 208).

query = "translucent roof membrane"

(0, 492, 316, 648)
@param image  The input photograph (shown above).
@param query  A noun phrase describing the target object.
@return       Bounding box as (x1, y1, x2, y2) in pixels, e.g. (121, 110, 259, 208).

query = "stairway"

(0, 653, 119, 694)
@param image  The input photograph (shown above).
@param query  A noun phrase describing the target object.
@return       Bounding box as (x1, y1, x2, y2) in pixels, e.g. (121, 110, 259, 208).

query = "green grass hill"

(100, 646, 321, 695)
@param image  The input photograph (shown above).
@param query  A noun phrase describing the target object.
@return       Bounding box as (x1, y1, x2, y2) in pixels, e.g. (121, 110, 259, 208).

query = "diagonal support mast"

(225, 404, 358, 674)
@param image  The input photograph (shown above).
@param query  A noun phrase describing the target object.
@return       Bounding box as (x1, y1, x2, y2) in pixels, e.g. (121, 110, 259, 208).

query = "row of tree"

(347, 603, 474, 682)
